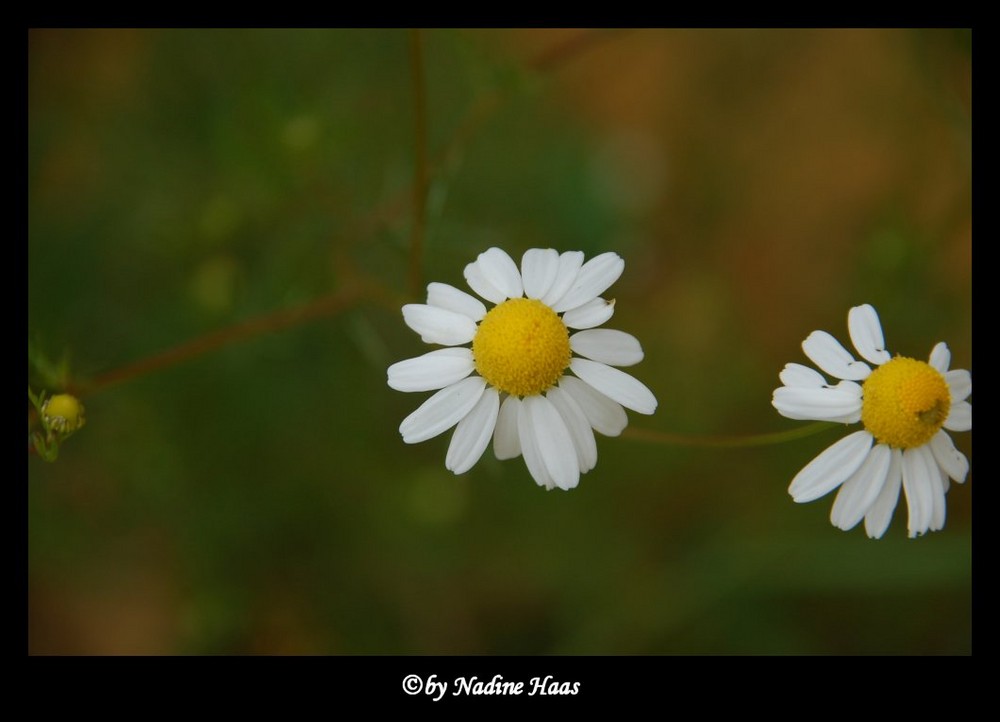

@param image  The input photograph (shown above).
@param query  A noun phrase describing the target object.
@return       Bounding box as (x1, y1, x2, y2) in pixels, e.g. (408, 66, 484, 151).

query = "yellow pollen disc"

(861, 356, 950, 449)
(472, 297, 571, 397)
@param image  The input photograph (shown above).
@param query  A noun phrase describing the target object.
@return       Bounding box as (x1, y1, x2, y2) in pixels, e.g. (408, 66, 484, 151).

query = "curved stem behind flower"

(73, 282, 385, 399)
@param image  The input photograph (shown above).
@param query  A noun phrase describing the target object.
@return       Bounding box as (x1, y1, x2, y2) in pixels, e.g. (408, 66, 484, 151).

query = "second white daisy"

(772, 303, 971, 538)
(388, 247, 658, 490)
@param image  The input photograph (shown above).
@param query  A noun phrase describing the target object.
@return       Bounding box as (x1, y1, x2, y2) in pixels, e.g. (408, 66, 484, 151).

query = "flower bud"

(42, 394, 86, 434)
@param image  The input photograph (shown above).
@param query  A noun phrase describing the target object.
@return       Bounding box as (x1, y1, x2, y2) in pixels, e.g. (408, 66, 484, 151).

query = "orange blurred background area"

(28, 29, 970, 654)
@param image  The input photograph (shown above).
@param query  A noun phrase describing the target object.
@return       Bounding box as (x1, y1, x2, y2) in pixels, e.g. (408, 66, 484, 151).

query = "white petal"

(517, 398, 556, 489)
(788, 430, 873, 503)
(551, 252, 625, 313)
(402, 304, 477, 346)
(570, 329, 644, 367)
(569, 358, 657, 415)
(399, 376, 486, 444)
(865, 448, 903, 539)
(830, 443, 892, 531)
(522, 395, 579, 490)
(902, 445, 937, 537)
(779, 363, 828, 388)
(476, 247, 523, 300)
(493, 395, 522, 460)
(521, 248, 560, 300)
(559, 376, 629, 437)
(446, 387, 500, 474)
(464, 261, 507, 305)
(928, 342, 950, 373)
(546, 386, 598, 474)
(943, 400, 971, 432)
(802, 330, 871, 381)
(540, 251, 585, 307)
(562, 297, 616, 330)
(387, 348, 475, 392)
(930, 430, 969, 483)
(946, 369, 971, 402)
(426, 282, 487, 322)
(848, 304, 891, 365)
(929, 465, 948, 532)
(771, 381, 863, 423)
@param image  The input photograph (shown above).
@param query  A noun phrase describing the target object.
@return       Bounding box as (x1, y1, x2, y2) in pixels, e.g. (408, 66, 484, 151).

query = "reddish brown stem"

(74, 284, 373, 399)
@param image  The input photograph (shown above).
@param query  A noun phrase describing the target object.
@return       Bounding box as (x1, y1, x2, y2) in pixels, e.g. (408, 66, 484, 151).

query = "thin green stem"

(621, 421, 838, 449)
(408, 28, 429, 299)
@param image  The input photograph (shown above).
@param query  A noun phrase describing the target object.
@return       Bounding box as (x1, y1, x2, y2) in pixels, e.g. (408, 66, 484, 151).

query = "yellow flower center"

(861, 356, 950, 449)
(472, 298, 571, 397)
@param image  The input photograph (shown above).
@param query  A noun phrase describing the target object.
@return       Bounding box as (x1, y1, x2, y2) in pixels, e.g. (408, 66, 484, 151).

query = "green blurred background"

(28, 29, 971, 654)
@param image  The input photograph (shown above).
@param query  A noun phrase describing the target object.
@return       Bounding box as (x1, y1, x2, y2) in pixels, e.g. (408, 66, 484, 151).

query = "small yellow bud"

(42, 394, 86, 434)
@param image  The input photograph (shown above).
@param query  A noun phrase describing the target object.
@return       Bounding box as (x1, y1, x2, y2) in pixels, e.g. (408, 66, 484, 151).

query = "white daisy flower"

(772, 303, 971, 538)
(387, 247, 657, 490)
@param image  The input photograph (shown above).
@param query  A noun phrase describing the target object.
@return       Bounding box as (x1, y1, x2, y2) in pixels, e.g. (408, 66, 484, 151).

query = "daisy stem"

(69, 281, 385, 400)
(407, 28, 429, 300)
(621, 421, 837, 448)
